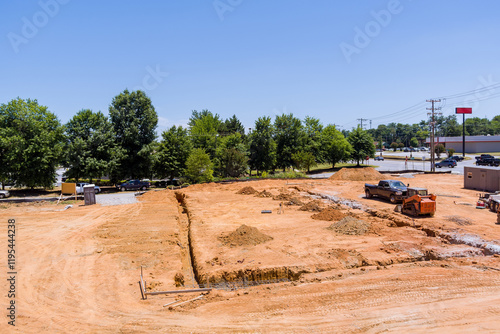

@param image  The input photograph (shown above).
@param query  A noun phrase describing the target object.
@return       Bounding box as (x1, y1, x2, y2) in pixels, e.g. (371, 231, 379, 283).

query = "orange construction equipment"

(400, 187, 436, 217)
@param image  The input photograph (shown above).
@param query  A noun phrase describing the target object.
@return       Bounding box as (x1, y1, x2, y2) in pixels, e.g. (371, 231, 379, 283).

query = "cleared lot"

(1, 171, 499, 332)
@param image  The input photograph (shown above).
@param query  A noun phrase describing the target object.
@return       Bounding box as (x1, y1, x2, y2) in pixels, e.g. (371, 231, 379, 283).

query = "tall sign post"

(455, 107, 472, 157)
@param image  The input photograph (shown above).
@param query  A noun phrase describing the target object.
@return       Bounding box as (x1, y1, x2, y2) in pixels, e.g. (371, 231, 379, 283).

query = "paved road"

(310, 152, 484, 178)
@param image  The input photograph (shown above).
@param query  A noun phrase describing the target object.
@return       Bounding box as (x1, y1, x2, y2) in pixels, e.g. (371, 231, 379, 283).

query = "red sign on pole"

(456, 107, 472, 114)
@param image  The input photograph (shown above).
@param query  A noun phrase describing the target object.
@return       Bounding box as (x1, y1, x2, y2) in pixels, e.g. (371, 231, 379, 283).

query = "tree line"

(2, 89, 499, 189)
(366, 115, 500, 150)
(0, 89, 377, 188)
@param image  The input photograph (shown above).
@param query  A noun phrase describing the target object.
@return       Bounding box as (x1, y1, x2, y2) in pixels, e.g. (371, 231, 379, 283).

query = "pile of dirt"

(327, 216, 371, 235)
(311, 207, 346, 221)
(299, 200, 322, 212)
(256, 190, 274, 198)
(236, 186, 257, 195)
(273, 193, 304, 206)
(219, 224, 273, 247)
(329, 167, 383, 181)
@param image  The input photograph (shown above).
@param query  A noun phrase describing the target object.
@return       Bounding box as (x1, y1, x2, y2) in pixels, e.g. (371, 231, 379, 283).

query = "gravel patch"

(96, 193, 138, 206)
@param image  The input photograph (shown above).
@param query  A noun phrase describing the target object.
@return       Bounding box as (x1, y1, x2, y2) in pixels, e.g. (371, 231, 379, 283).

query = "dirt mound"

(329, 167, 383, 181)
(219, 224, 273, 247)
(299, 200, 322, 212)
(273, 193, 304, 206)
(236, 186, 257, 195)
(328, 216, 371, 235)
(311, 207, 346, 221)
(256, 190, 274, 198)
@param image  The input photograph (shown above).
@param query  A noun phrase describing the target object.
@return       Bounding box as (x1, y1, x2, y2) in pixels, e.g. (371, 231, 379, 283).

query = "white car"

(76, 183, 101, 194)
(0, 189, 10, 198)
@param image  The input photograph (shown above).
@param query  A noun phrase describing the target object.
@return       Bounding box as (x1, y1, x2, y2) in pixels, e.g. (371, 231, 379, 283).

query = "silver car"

(0, 190, 10, 198)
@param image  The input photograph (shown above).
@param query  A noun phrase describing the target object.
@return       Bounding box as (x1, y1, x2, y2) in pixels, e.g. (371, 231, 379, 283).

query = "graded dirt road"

(1, 172, 499, 333)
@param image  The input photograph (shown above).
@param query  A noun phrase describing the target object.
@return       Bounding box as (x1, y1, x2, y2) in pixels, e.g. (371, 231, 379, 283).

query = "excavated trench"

(174, 192, 200, 287)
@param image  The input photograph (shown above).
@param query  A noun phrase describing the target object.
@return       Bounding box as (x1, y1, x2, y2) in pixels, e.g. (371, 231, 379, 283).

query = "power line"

(427, 99, 442, 172)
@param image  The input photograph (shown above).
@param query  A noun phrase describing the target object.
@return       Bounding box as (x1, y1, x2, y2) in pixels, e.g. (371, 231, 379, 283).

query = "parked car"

(476, 157, 500, 167)
(374, 156, 384, 161)
(116, 179, 151, 191)
(435, 159, 457, 168)
(0, 189, 10, 198)
(475, 154, 495, 162)
(76, 183, 101, 194)
(365, 180, 408, 203)
(451, 155, 464, 162)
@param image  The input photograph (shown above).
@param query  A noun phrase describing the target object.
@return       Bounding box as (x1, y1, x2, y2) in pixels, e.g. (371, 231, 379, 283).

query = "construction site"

(1, 168, 500, 333)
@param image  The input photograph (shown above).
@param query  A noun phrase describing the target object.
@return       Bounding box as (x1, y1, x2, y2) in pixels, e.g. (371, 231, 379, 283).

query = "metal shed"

(464, 166, 500, 192)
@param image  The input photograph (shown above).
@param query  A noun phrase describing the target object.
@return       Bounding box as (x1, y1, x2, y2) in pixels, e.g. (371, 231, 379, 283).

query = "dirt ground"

(1, 172, 500, 333)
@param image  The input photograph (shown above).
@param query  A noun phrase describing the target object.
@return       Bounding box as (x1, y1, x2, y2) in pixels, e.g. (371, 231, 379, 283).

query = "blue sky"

(2, 0, 500, 134)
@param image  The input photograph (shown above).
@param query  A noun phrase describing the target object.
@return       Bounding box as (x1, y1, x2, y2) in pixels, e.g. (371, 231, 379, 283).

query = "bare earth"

(1, 172, 500, 333)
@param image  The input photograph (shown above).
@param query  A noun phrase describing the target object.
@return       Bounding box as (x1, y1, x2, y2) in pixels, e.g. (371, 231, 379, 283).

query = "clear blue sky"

(2, 0, 500, 134)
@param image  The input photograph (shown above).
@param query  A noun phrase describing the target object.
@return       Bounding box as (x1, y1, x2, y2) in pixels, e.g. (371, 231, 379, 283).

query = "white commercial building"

(426, 135, 500, 154)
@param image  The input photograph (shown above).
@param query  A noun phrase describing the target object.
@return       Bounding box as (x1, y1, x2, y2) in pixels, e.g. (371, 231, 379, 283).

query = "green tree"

(215, 133, 248, 177)
(64, 109, 122, 183)
(220, 114, 245, 136)
(303, 116, 324, 165)
(154, 126, 192, 181)
(390, 142, 398, 151)
(274, 113, 304, 170)
(0, 98, 64, 188)
(185, 148, 214, 183)
(249, 116, 276, 175)
(447, 148, 456, 158)
(292, 151, 316, 172)
(320, 125, 352, 168)
(347, 126, 376, 166)
(435, 144, 445, 158)
(410, 137, 419, 148)
(189, 110, 222, 159)
(109, 89, 158, 180)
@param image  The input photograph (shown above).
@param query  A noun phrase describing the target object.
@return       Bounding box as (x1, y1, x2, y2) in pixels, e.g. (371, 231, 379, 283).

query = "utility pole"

(426, 99, 442, 172)
(357, 118, 369, 129)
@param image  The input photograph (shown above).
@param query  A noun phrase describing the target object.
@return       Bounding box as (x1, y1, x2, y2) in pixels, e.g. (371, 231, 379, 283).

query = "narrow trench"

(174, 192, 200, 287)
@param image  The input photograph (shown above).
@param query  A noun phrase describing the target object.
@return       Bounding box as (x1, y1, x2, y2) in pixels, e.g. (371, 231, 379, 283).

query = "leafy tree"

(390, 142, 398, 151)
(189, 110, 222, 159)
(347, 126, 376, 166)
(435, 144, 445, 158)
(185, 148, 213, 183)
(249, 116, 276, 175)
(320, 125, 351, 168)
(220, 114, 245, 136)
(303, 116, 324, 164)
(64, 109, 122, 183)
(416, 129, 429, 146)
(109, 89, 158, 180)
(447, 148, 456, 158)
(410, 137, 419, 148)
(215, 133, 248, 177)
(274, 113, 305, 170)
(154, 126, 192, 181)
(0, 98, 64, 188)
(292, 151, 316, 172)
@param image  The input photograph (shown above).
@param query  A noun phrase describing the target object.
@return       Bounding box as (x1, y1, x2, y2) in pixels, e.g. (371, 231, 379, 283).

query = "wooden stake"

(168, 295, 204, 308)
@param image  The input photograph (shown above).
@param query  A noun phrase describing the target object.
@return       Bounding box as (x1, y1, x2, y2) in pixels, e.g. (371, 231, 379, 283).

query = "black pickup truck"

(476, 157, 500, 166)
(365, 180, 408, 203)
(116, 179, 151, 191)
